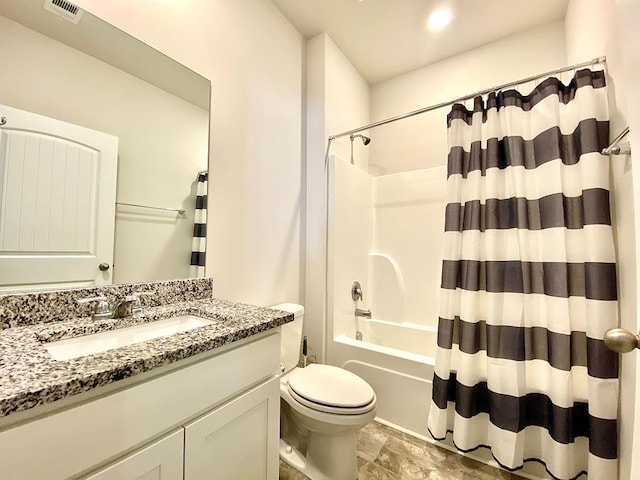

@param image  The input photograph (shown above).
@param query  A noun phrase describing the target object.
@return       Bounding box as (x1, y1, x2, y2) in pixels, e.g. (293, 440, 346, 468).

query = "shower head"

(349, 133, 371, 165)
(350, 134, 371, 146)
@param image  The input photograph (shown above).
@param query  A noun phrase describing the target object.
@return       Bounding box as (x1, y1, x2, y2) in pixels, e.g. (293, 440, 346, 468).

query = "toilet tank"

(271, 303, 304, 373)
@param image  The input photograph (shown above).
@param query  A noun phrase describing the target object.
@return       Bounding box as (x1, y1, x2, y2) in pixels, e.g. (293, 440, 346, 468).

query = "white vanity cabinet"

(86, 376, 280, 480)
(0, 330, 281, 480)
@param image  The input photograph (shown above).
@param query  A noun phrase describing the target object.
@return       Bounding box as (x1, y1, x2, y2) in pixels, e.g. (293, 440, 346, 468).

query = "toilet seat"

(287, 364, 376, 415)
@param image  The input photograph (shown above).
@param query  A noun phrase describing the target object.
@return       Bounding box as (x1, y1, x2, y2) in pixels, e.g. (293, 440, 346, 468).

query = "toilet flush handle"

(302, 336, 308, 368)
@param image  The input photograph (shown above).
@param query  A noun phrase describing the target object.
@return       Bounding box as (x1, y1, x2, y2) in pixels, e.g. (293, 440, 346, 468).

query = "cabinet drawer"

(83, 429, 184, 480)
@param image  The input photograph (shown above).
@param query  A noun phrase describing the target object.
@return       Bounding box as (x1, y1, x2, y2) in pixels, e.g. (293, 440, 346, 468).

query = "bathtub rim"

(334, 332, 435, 366)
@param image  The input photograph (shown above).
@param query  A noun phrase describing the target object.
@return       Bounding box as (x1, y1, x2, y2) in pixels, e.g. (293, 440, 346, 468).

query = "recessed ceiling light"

(427, 6, 453, 32)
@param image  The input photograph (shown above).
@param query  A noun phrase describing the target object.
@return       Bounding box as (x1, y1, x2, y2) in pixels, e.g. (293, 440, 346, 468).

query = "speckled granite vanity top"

(0, 279, 292, 418)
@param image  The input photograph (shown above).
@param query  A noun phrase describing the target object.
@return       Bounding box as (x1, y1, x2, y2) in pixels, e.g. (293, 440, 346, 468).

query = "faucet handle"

(77, 296, 112, 320)
(351, 281, 363, 301)
(128, 290, 156, 313)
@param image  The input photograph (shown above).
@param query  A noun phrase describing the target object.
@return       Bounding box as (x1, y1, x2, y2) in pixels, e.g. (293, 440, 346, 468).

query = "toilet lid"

(287, 364, 375, 408)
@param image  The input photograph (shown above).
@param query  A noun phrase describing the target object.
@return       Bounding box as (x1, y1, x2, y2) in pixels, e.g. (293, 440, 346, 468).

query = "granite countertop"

(0, 298, 293, 418)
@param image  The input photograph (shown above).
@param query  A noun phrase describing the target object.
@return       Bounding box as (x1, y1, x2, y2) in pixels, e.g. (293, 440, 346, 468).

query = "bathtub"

(328, 318, 436, 439)
(330, 319, 546, 480)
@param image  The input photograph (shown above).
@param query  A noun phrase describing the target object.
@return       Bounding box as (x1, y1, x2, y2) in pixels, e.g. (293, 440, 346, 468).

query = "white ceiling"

(271, 0, 570, 85)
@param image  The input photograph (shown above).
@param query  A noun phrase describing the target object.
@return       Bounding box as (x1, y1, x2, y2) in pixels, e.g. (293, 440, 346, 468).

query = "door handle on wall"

(604, 328, 640, 353)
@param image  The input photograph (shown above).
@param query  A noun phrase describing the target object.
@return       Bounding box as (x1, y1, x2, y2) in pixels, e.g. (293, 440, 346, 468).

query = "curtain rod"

(328, 56, 607, 141)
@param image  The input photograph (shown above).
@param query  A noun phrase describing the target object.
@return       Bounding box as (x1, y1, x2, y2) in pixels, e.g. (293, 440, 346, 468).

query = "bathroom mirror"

(0, 0, 211, 291)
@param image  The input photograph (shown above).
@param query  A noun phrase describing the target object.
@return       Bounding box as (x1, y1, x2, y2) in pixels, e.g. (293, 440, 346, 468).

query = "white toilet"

(273, 303, 377, 480)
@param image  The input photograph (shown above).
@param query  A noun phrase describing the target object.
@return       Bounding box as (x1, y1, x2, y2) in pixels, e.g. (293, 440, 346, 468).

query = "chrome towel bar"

(602, 126, 631, 155)
(116, 202, 185, 215)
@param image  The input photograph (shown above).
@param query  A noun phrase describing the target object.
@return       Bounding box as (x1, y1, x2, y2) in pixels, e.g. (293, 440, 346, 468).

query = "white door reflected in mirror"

(0, 104, 118, 291)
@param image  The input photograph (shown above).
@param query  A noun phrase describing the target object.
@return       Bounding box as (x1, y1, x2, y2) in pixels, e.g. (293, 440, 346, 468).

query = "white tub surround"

(327, 156, 441, 438)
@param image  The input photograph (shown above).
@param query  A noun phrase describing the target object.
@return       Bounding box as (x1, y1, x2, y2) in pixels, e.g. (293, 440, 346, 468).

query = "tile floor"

(279, 421, 526, 480)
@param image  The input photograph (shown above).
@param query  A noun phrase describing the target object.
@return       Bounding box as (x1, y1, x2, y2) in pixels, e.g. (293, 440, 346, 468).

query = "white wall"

(323, 37, 371, 170)
(0, 15, 208, 284)
(306, 34, 370, 361)
(71, 0, 305, 306)
(369, 21, 567, 175)
(614, 0, 640, 478)
(565, 1, 637, 479)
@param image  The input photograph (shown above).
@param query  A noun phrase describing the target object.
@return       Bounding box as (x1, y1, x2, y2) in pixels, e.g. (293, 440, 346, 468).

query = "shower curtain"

(427, 69, 618, 480)
(190, 171, 207, 278)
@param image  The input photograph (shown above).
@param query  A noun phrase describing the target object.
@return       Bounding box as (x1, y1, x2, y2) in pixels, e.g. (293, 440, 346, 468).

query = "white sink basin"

(44, 315, 215, 361)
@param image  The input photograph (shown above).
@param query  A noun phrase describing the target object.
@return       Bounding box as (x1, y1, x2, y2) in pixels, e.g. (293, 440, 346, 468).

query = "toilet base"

(279, 431, 358, 480)
(279, 367, 376, 480)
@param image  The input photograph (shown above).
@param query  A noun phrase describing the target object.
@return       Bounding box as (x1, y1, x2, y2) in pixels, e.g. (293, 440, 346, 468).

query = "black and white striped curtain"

(190, 171, 207, 278)
(428, 69, 618, 480)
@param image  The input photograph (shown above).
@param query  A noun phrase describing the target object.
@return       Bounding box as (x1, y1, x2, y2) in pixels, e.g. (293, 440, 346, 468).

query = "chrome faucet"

(351, 281, 371, 318)
(355, 308, 372, 318)
(78, 291, 155, 320)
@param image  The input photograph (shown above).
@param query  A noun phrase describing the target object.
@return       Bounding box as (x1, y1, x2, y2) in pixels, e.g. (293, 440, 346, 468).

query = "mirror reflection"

(0, 0, 210, 291)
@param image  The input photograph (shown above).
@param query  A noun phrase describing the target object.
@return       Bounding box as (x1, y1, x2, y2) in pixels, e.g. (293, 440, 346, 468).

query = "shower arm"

(350, 135, 354, 165)
(349, 134, 371, 165)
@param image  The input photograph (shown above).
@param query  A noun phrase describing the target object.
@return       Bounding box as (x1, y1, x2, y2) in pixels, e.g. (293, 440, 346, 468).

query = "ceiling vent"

(43, 0, 84, 24)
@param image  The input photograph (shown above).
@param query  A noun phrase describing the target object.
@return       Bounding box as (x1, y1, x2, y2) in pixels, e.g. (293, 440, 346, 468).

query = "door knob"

(98, 262, 110, 271)
(604, 328, 640, 353)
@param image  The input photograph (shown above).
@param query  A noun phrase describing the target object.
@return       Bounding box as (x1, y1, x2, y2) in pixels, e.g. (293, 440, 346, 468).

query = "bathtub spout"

(355, 308, 372, 318)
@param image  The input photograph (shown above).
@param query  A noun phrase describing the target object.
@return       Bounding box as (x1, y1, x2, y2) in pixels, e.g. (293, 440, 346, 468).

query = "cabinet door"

(184, 377, 280, 480)
(83, 429, 184, 480)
